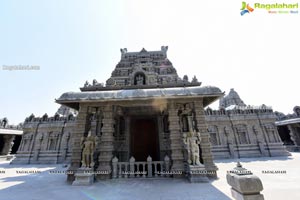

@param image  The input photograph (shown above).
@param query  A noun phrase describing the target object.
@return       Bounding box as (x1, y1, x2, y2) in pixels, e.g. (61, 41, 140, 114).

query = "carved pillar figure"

(97, 105, 115, 179)
(168, 101, 185, 177)
(194, 100, 218, 177)
(183, 131, 202, 166)
(80, 131, 96, 168)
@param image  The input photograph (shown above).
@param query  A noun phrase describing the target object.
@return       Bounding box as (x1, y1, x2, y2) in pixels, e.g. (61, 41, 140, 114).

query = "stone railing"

(24, 114, 76, 123)
(275, 112, 300, 121)
(0, 118, 22, 130)
(112, 155, 171, 178)
(0, 124, 23, 130)
(205, 105, 273, 116)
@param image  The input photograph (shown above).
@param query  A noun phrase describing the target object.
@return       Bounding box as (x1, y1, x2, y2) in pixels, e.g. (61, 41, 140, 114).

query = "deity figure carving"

(179, 103, 194, 132)
(183, 131, 202, 166)
(80, 131, 97, 168)
(135, 74, 144, 85)
(179, 103, 203, 166)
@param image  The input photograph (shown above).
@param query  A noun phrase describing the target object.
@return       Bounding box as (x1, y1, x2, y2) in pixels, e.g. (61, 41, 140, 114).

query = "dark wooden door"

(131, 118, 159, 161)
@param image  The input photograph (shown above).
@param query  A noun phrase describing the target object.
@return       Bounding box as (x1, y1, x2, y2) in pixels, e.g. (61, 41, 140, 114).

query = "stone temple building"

(275, 106, 300, 151)
(0, 118, 23, 160)
(12, 47, 290, 183)
(205, 89, 289, 159)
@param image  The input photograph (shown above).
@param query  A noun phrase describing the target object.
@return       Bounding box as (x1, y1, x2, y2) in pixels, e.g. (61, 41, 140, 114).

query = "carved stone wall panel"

(66, 104, 89, 181)
(168, 101, 185, 176)
(97, 105, 115, 180)
(194, 100, 217, 177)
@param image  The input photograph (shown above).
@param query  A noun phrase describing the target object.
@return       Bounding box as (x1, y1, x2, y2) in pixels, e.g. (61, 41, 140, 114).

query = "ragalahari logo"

(241, 2, 254, 15)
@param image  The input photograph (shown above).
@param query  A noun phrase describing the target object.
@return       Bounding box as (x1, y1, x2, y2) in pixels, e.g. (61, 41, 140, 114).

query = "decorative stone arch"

(133, 71, 147, 85)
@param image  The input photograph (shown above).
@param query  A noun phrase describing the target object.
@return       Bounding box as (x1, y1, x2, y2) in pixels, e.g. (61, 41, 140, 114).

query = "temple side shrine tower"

(56, 46, 223, 182)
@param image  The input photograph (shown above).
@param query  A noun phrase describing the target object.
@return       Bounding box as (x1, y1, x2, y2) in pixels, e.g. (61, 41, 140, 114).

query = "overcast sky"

(0, 0, 299, 125)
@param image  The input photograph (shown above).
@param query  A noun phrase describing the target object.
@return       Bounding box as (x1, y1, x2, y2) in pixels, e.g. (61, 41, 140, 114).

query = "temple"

(206, 89, 289, 158)
(11, 47, 290, 183)
(275, 106, 300, 151)
(0, 118, 23, 160)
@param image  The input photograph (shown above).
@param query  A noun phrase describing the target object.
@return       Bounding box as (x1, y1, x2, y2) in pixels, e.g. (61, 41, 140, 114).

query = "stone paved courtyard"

(1, 153, 299, 200)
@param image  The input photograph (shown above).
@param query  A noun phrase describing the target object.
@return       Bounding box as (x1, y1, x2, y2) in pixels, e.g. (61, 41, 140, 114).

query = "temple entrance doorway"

(130, 117, 159, 161)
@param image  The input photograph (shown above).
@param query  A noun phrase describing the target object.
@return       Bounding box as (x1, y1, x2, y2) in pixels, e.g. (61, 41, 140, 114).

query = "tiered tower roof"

(81, 46, 200, 91)
(219, 88, 246, 109)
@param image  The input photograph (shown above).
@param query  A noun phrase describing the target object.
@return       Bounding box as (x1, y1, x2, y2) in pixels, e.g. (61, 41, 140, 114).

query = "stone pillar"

(67, 104, 89, 182)
(1, 135, 15, 155)
(147, 156, 153, 178)
(194, 100, 218, 178)
(287, 125, 299, 146)
(97, 105, 115, 180)
(168, 101, 185, 177)
(125, 116, 130, 161)
(112, 156, 118, 179)
(129, 156, 135, 178)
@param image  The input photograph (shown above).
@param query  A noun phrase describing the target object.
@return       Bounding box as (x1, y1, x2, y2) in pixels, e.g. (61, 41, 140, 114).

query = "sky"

(0, 0, 299, 125)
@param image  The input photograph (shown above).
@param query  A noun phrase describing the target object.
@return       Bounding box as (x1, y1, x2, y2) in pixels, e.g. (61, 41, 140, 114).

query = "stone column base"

(187, 165, 209, 183)
(72, 168, 95, 186)
(231, 188, 264, 200)
(226, 162, 264, 200)
(0, 155, 15, 161)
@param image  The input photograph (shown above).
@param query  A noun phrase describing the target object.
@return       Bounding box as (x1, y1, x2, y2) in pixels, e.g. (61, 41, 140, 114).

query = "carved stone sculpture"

(80, 131, 97, 168)
(84, 81, 89, 88)
(136, 75, 144, 85)
(190, 135, 201, 165)
(183, 131, 202, 166)
(92, 79, 98, 86)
